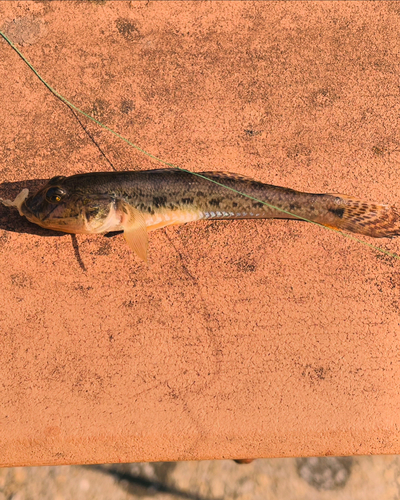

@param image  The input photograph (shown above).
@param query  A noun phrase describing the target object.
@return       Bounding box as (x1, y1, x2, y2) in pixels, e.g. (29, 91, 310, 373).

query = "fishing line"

(1, 30, 399, 261)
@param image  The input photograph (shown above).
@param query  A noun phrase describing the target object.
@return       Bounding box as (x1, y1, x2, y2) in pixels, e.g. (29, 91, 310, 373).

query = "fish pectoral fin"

(119, 202, 149, 262)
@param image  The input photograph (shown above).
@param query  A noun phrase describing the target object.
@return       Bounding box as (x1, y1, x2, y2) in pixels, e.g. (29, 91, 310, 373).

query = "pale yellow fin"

(119, 201, 149, 262)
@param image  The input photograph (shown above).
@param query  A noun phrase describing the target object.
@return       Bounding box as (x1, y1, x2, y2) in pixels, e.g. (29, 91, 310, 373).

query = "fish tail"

(319, 194, 400, 238)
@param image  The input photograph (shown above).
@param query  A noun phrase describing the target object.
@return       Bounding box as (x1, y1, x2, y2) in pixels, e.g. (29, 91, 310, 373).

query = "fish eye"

(45, 187, 66, 204)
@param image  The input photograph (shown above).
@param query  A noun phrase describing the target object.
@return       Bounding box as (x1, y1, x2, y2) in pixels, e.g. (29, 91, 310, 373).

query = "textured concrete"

(2, 456, 400, 500)
(0, 1, 400, 466)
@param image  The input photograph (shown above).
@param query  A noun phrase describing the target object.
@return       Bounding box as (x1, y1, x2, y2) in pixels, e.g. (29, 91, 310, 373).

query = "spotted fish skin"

(15, 168, 400, 259)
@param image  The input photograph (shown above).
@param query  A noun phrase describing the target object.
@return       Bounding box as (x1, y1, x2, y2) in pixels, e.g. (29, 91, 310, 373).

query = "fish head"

(21, 175, 115, 233)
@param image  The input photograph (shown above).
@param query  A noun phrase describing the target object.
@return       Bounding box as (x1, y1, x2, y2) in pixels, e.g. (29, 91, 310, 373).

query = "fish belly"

(144, 209, 204, 232)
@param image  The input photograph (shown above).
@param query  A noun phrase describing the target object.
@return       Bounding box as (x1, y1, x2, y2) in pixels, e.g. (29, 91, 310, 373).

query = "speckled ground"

(2, 456, 400, 500)
(1, 0, 400, 468)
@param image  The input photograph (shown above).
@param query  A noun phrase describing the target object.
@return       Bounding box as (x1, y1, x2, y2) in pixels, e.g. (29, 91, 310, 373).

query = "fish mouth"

(21, 199, 73, 230)
(20, 198, 50, 223)
(21, 201, 54, 228)
(22, 205, 85, 233)
(41, 203, 62, 222)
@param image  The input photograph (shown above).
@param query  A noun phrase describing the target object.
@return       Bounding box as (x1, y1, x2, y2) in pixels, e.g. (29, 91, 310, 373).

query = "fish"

(2, 168, 400, 261)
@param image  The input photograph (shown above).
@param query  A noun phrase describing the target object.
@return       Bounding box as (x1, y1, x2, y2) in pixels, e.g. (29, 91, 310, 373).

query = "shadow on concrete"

(85, 463, 222, 500)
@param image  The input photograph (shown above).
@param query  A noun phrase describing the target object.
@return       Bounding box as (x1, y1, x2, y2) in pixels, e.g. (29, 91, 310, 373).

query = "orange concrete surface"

(1, 1, 400, 467)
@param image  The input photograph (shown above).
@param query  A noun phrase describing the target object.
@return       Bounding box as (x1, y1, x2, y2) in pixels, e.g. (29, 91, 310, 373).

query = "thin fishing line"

(1, 30, 399, 261)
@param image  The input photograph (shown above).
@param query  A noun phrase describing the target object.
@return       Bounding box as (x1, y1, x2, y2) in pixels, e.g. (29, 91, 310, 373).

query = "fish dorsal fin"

(118, 201, 149, 262)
